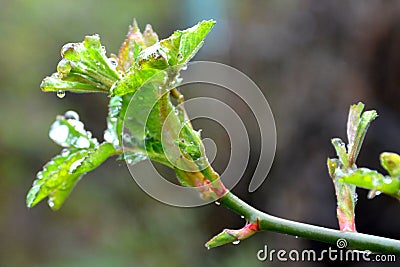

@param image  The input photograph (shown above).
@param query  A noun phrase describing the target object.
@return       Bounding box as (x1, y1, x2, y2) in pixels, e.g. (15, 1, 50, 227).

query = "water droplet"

(295, 236, 299, 239)
(75, 136, 90, 148)
(232, 240, 240, 245)
(109, 58, 118, 67)
(37, 172, 44, 179)
(64, 110, 79, 121)
(240, 215, 245, 219)
(49, 122, 69, 145)
(215, 201, 220, 206)
(57, 90, 66, 98)
(57, 59, 72, 74)
(367, 189, 381, 199)
(104, 130, 114, 144)
(383, 176, 392, 184)
(61, 148, 69, 156)
(61, 43, 75, 57)
(69, 158, 85, 173)
(68, 119, 85, 133)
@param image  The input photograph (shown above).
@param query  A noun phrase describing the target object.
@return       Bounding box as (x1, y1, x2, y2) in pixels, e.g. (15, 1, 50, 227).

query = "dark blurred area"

(1, 0, 399, 266)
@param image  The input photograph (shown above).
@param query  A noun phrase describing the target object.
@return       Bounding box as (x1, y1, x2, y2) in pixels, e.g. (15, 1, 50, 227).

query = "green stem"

(219, 192, 400, 255)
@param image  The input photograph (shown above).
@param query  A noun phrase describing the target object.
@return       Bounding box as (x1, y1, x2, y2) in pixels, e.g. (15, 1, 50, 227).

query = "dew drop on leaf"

(69, 158, 85, 173)
(75, 136, 91, 148)
(214, 201, 220, 206)
(61, 148, 69, 156)
(232, 240, 240, 245)
(109, 58, 118, 66)
(383, 176, 392, 184)
(49, 122, 69, 145)
(57, 90, 66, 98)
(64, 110, 80, 121)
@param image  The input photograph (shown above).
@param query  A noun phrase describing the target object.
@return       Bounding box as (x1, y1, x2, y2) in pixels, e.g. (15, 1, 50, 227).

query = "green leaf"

(26, 149, 88, 210)
(71, 142, 117, 174)
(117, 19, 159, 73)
(41, 35, 120, 94)
(327, 158, 338, 178)
(110, 67, 165, 96)
(380, 152, 400, 177)
(27, 142, 117, 210)
(339, 168, 400, 200)
(205, 230, 237, 249)
(346, 103, 377, 166)
(156, 20, 216, 66)
(347, 102, 364, 147)
(331, 138, 349, 169)
(49, 111, 97, 149)
(121, 72, 173, 165)
(205, 223, 258, 249)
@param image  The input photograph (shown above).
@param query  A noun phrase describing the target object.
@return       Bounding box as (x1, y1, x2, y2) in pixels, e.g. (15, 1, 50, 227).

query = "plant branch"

(216, 191, 400, 255)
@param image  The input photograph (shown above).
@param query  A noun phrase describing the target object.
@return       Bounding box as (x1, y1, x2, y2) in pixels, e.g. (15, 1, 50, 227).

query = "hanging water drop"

(64, 110, 79, 121)
(367, 189, 381, 199)
(215, 201, 220, 206)
(232, 240, 240, 245)
(57, 90, 66, 98)
(240, 215, 245, 219)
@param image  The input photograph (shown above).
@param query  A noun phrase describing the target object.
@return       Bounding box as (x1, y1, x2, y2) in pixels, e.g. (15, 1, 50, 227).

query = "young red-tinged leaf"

(117, 19, 159, 72)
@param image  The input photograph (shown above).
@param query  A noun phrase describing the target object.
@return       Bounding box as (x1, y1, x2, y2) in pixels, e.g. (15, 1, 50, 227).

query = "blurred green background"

(1, 0, 400, 266)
